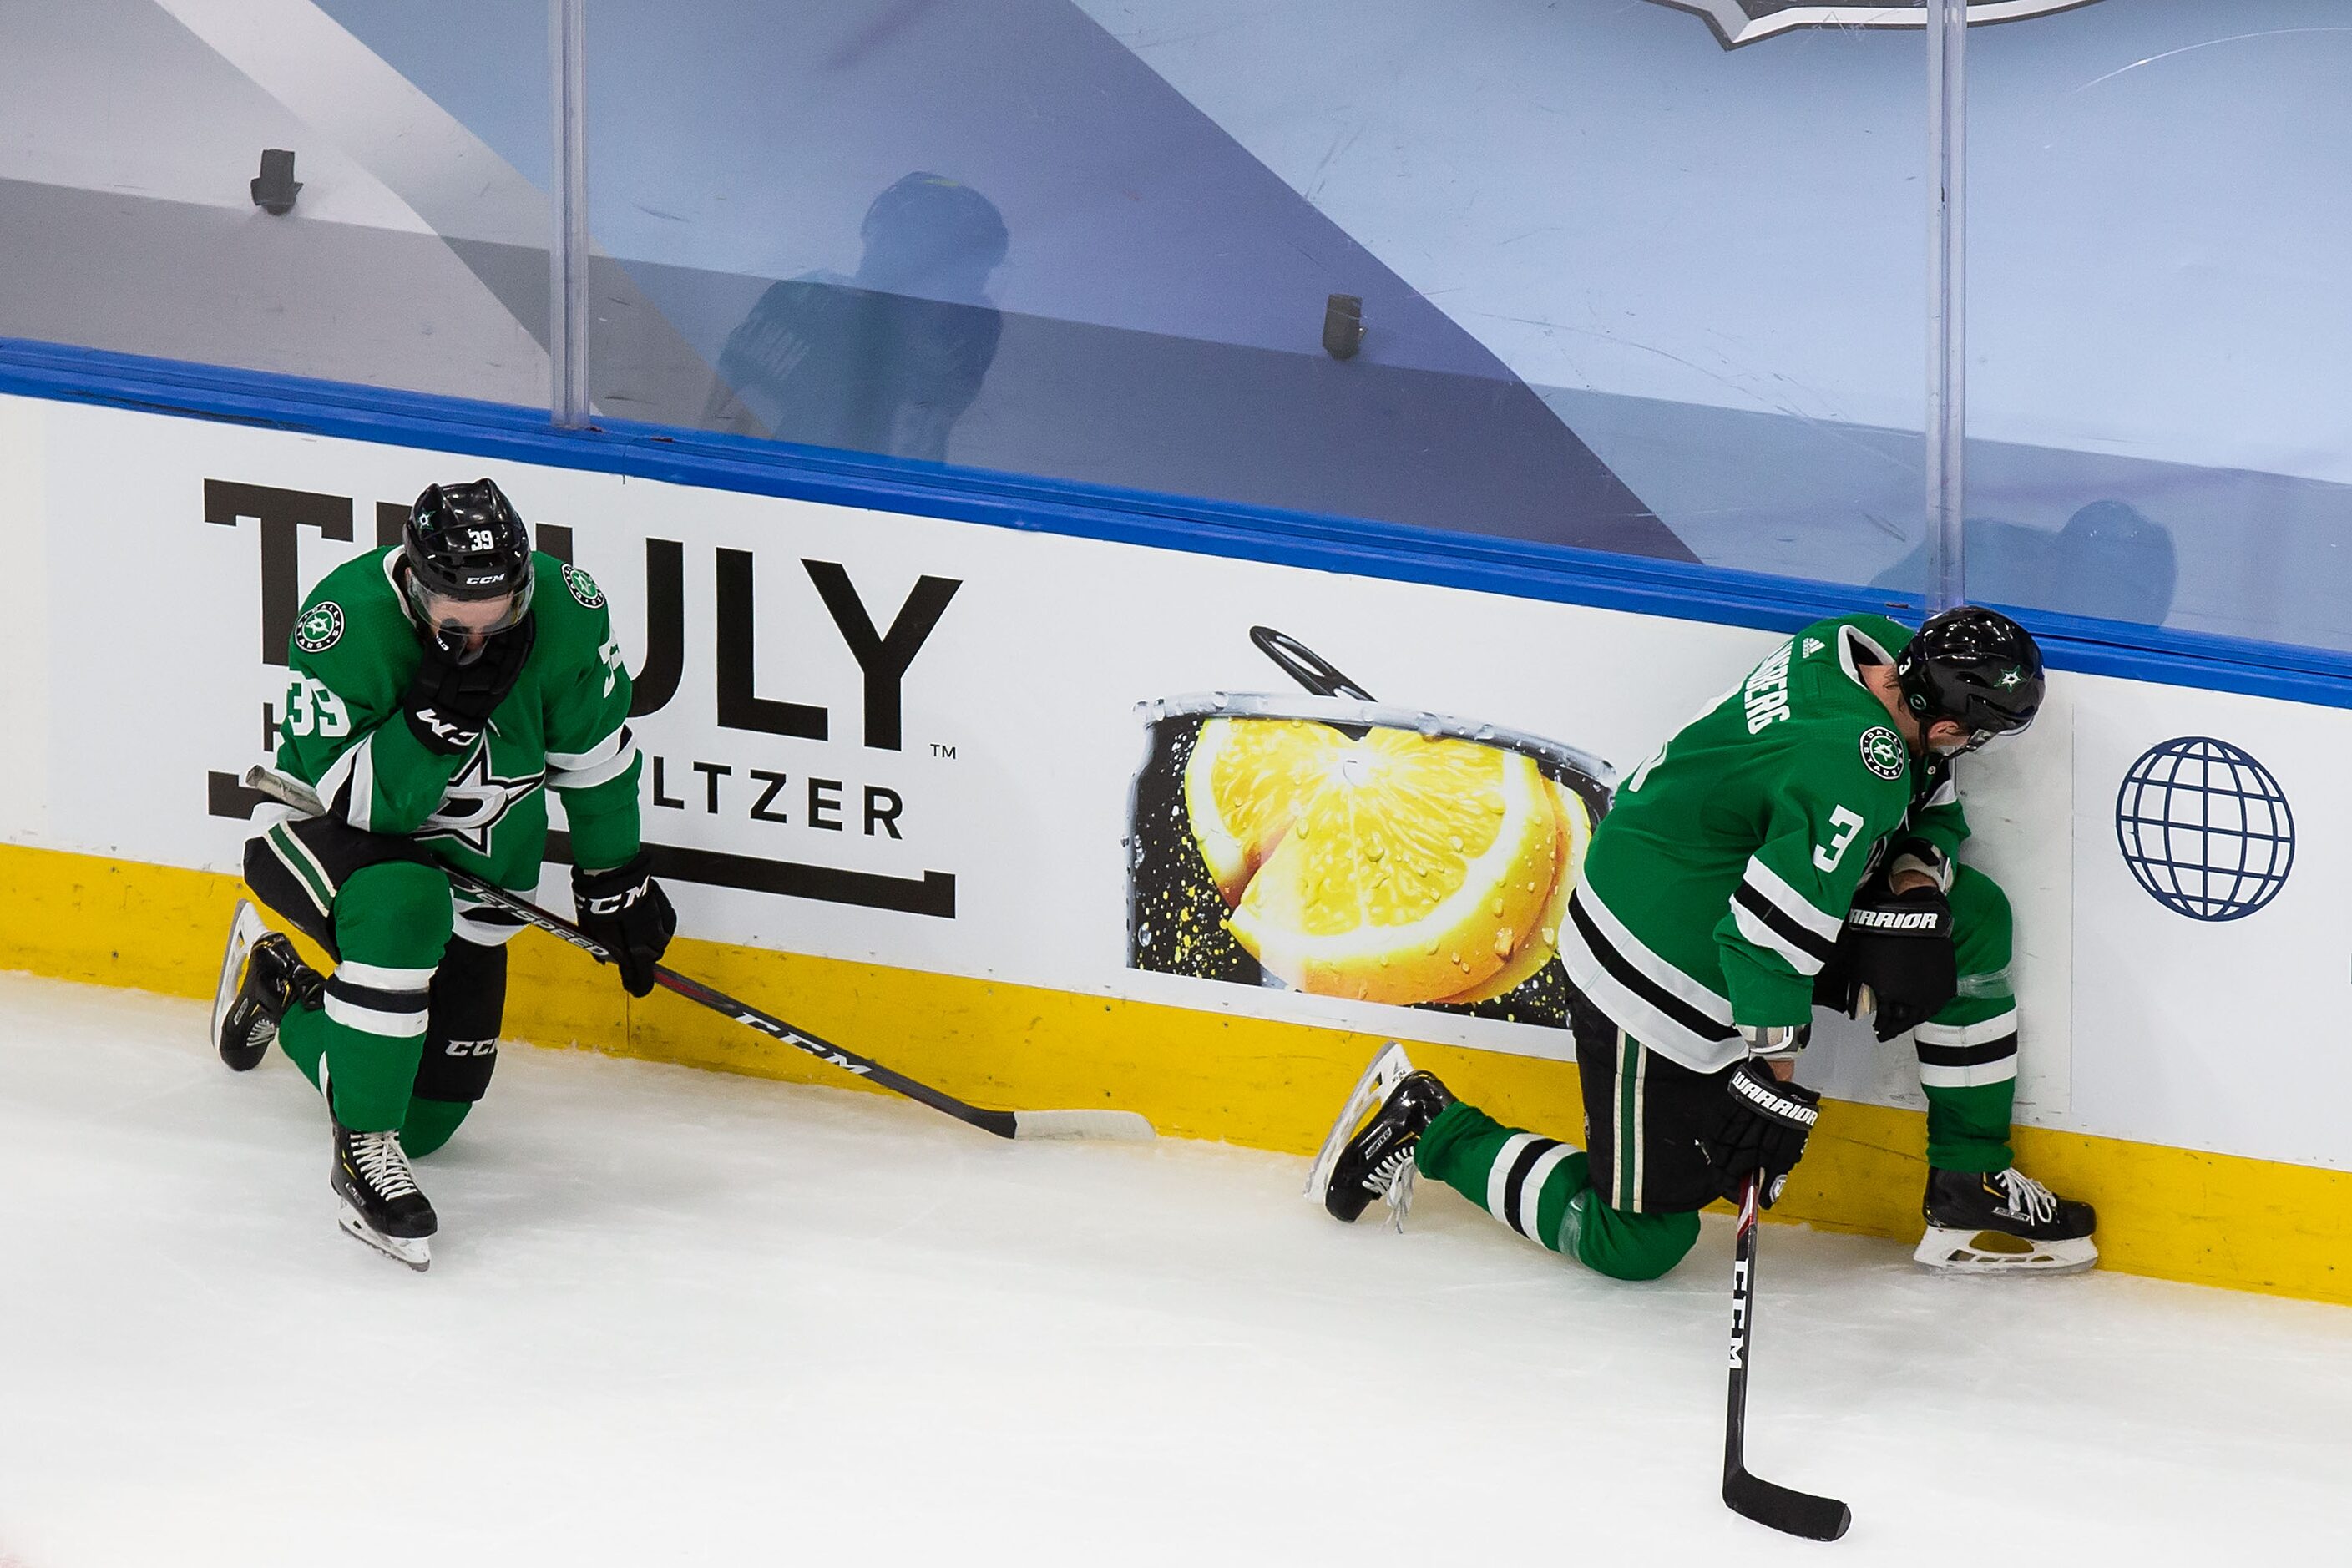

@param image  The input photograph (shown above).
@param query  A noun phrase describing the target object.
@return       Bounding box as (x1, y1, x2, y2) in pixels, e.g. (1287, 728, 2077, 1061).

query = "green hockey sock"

(276, 998, 328, 1090)
(1920, 866, 2020, 1173)
(311, 1011, 426, 1132)
(1401, 1105, 1590, 1250)
(280, 1011, 473, 1156)
(1923, 1080, 2015, 1173)
(1419, 1101, 1702, 1279)
(1417, 1100, 1591, 1254)
(1564, 1192, 1701, 1282)
(306, 862, 451, 1132)
(401, 1097, 473, 1158)
(1917, 993, 2018, 1172)
(281, 1001, 423, 1130)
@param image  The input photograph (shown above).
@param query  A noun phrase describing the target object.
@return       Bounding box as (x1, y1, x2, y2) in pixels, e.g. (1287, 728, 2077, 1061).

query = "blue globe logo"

(2115, 737, 2294, 922)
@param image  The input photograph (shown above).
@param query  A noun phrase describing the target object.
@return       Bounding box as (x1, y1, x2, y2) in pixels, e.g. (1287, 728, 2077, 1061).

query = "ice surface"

(1, 970, 2346, 1565)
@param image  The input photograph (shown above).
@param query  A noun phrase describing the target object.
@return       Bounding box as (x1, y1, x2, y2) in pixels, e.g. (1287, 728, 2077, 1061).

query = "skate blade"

(338, 1202, 432, 1272)
(1914, 1226, 2097, 1275)
(210, 900, 270, 1054)
(1303, 1042, 1414, 1203)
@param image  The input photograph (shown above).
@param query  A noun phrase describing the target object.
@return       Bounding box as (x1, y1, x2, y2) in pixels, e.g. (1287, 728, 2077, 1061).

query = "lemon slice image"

(1185, 716, 1350, 903)
(1437, 776, 1593, 1007)
(1229, 730, 1560, 1006)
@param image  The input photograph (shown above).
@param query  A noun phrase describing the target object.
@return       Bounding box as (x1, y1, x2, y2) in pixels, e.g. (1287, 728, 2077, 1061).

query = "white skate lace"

(1994, 1168, 2057, 1225)
(349, 1130, 422, 1201)
(1366, 1151, 1419, 1231)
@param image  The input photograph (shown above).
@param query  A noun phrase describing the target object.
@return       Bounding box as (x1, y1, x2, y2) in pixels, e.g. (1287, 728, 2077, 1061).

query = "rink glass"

(0, 0, 551, 410)
(5, 4, 2344, 654)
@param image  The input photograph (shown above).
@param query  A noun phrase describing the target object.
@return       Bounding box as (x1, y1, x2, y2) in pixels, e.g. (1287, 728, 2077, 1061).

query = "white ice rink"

(3, 970, 2346, 1565)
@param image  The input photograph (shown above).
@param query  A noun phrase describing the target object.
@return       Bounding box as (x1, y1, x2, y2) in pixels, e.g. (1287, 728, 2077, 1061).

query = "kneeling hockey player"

(1315, 606, 2097, 1277)
(215, 479, 675, 1268)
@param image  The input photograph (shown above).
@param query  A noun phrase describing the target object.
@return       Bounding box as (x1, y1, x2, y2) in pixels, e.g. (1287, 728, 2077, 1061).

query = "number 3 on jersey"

(1813, 804, 1865, 872)
(281, 673, 350, 739)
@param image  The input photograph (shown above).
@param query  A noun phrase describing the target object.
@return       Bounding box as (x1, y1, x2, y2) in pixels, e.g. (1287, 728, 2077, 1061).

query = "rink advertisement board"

(3, 393, 2350, 1194)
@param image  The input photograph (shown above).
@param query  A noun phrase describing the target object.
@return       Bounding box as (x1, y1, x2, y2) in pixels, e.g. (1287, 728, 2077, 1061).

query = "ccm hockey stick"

(1723, 1172, 1851, 1540)
(241, 766, 1154, 1142)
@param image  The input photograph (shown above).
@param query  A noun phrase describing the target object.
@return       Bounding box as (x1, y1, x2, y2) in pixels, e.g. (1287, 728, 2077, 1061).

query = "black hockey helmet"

(402, 478, 534, 644)
(1894, 606, 2044, 754)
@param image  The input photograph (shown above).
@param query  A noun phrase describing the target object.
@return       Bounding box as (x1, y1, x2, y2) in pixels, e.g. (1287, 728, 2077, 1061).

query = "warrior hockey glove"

(1701, 1060, 1822, 1209)
(403, 617, 536, 756)
(1830, 882, 1958, 1042)
(574, 852, 676, 998)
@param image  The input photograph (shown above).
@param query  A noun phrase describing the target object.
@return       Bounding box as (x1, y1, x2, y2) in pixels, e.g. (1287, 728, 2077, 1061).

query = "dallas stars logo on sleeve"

(1860, 726, 1908, 781)
(562, 564, 604, 609)
(294, 602, 344, 655)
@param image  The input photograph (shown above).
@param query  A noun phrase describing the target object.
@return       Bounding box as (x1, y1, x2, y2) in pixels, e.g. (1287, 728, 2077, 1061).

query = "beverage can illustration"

(1128, 629, 1616, 1029)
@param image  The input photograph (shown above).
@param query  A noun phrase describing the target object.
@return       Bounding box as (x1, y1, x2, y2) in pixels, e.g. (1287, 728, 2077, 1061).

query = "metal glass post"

(1925, 0, 1966, 613)
(549, 0, 590, 427)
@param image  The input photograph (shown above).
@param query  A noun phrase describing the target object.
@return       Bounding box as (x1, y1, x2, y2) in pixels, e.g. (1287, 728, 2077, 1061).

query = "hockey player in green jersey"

(214, 478, 675, 1269)
(1314, 606, 2097, 1277)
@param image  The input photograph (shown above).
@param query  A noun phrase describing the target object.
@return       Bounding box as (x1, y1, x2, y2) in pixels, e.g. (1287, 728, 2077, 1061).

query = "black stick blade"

(1724, 1468, 1851, 1542)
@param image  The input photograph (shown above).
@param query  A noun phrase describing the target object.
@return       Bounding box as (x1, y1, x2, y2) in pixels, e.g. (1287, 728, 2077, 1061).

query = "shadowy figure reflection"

(1874, 500, 2177, 627)
(705, 173, 1009, 463)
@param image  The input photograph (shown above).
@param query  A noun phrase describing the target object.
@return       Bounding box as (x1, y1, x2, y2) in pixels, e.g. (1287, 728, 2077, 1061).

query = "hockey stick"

(240, 766, 1154, 1142)
(1724, 1172, 1852, 1541)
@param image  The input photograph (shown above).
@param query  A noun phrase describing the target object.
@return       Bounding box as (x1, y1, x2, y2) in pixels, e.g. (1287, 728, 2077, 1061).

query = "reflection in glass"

(1874, 500, 2177, 629)
(703, 174, 1008, 464)
(1970, 0, 2349, 646)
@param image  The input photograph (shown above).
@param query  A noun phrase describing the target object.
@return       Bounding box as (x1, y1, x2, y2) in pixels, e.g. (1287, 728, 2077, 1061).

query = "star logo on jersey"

(1644, 2, 2107, 50)
(294, 601, 344, 655)
(1860, 726, 1908, 781)
(1802, 637, 1826, 658)
(562, 564, 605, 609)
(417, 746, 545, 854)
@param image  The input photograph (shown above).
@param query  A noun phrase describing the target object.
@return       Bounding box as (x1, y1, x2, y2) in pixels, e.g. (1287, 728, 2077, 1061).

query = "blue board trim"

(7, 336, 2350, 711)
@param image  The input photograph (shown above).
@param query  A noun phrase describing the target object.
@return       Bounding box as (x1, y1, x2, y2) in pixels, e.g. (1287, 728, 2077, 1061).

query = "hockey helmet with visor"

(1894, 605, 2044, 756)
(402, 478, 534, 660)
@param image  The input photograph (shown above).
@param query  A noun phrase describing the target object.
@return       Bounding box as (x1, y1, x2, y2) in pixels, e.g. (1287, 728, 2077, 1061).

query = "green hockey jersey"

(273, 548, 642, 908)
(1560, 614, 1968, 1071)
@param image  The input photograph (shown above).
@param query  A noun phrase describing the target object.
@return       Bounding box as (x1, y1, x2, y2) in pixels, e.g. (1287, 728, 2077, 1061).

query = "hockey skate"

(1307, 1043, 1455, 1230)
(211, 900, 322, 1071)
(1915, 1166, 2097, 1274)
(323, 1065, 436, 1272)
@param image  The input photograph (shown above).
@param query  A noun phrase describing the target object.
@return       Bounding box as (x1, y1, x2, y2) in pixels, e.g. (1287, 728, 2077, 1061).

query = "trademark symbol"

(931, 742, 958, 760)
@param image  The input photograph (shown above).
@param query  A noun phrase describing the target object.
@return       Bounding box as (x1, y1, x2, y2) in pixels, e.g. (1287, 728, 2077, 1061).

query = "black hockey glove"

(1828, 882, 1958, 1042)
(402, 616, 536, 756)
(1700, 1060, 1822, 1210)
(574, 852, 676, 998)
